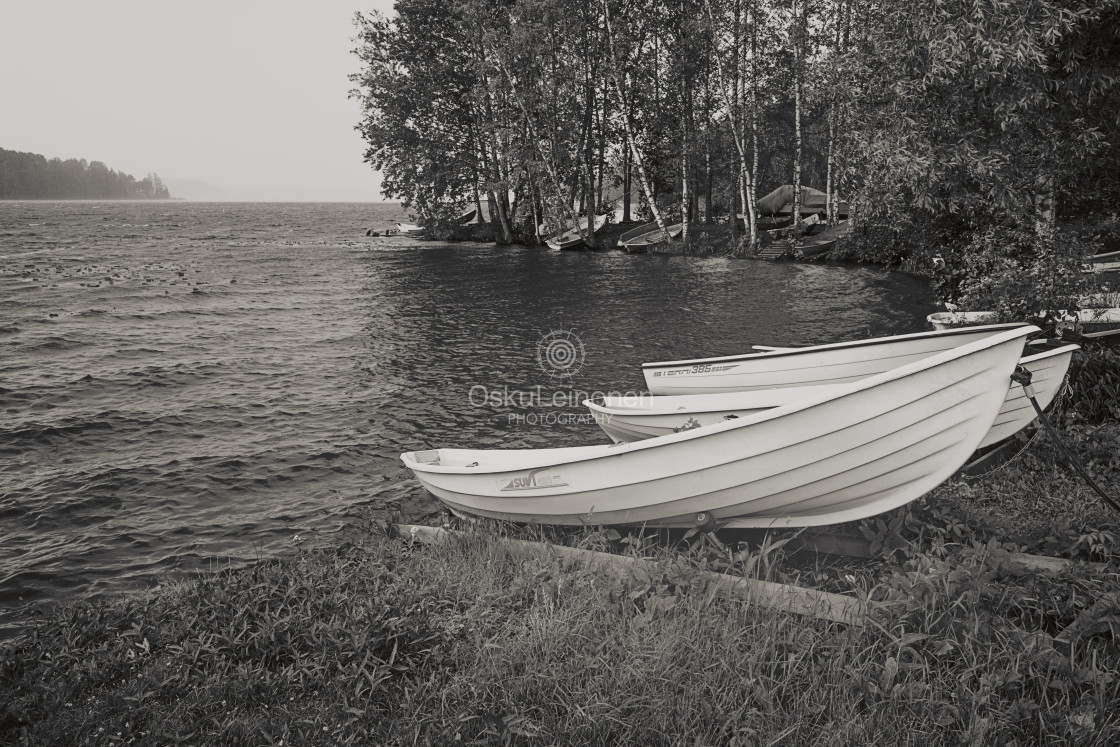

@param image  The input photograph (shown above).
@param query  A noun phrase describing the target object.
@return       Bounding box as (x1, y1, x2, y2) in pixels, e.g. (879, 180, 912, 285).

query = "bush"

(936, 225, 1094, 315)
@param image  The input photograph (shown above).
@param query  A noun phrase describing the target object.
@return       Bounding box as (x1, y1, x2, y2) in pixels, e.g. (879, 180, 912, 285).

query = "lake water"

(0, 201, 937, 638)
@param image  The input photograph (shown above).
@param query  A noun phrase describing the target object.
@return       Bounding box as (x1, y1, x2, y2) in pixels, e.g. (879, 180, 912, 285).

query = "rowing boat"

(590, 341, 1077, 449)
(546, 215, 608, 250)
(618, 221, 684, 252)
(400, 326, 1035, 528)
(642, 323, 1028, 395)
(396, 222, 425, 238)
(928, 309, 1120, 331)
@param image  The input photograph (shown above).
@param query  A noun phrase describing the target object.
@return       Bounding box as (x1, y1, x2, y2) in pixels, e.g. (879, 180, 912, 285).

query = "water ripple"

(0, 200, 937, 639)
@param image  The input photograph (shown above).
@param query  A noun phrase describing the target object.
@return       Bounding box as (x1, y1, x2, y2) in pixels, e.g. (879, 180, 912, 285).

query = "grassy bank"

(2, 420, 1119, 747)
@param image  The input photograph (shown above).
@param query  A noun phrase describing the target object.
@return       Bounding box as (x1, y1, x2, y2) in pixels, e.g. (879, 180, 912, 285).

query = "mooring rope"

(1011, 366, 1120, 514)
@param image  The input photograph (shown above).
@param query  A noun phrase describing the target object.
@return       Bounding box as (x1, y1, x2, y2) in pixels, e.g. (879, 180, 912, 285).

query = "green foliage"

(931, 224, 1095, 312)
(844, 0, 1119, 221)
(1064, 344, 1120, 423)
(351, 2, 480, 221)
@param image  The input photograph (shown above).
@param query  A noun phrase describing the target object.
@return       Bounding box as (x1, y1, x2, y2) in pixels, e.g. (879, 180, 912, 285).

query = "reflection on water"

(0, 201, 937, 637)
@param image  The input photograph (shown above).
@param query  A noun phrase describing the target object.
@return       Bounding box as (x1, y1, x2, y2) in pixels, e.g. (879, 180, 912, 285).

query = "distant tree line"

(0, 148, 171, 200)
(351, 0, 1120, 297)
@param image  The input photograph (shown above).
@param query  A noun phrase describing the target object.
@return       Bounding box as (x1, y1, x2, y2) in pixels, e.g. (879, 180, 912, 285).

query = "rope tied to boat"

(1011, 365, 1120, 515)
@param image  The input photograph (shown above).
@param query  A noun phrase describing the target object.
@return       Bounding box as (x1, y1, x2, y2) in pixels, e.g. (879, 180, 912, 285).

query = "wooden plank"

(756, 241, 791, 260)
(395, 524, 866, 627)
(1006, 553, 1105, 574)
(777, 529, 1102, 576)
(789, 530, 874, 558)
(1081, 327, 1120, 341)
(959, 434, 1033, 477)
(1053, 592, 1120, 651)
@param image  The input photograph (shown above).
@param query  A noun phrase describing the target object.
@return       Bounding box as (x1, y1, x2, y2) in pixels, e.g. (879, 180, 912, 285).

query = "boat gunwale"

(639, 322, 1029, 370)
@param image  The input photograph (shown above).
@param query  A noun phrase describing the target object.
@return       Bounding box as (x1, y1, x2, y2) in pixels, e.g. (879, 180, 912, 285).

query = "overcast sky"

(1, 1, 396, 202)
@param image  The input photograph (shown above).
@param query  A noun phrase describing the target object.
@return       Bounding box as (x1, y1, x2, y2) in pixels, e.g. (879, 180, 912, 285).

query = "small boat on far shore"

(795, 220, 851, 258)
(546, 214, 608, 250)
(396, 222, 426, 238)
(618, 221, 684, 253)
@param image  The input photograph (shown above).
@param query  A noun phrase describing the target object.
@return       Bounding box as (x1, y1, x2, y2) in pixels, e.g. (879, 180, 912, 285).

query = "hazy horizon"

(1, 1, 395, 202)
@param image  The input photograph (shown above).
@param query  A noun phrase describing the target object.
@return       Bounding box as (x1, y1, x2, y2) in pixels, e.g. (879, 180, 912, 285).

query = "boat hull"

(594, 343, 1077, 450)
(402, 327, 1036, 528)
(642, 323, 1028, 395)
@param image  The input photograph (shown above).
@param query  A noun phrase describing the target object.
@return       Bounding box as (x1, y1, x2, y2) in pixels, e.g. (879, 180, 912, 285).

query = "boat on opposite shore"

(546, 214, 608, 250)
(396, 222, 425, 238)
(618, 221, 684, 252)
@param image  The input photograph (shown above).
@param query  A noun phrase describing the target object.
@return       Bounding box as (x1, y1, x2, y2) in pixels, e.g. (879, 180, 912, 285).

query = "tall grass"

(2, 511, 1117, 746)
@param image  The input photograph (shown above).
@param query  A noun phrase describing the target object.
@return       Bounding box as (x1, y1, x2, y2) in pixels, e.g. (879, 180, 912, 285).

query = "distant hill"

(0, 147, 170, 200)
(162, 178, 228, 201)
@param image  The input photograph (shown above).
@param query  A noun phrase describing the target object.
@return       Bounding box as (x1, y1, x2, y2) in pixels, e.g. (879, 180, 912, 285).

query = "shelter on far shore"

(756, 185, 848, 218)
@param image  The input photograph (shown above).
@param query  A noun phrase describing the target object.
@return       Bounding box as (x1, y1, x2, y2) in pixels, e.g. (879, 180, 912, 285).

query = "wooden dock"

(756, 240, 792, 259)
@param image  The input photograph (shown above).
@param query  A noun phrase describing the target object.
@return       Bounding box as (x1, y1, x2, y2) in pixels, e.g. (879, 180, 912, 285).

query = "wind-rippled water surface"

(0, 201, 937, 638)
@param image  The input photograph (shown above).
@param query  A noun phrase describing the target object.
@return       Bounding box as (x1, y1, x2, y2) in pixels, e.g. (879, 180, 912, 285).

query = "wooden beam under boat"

(394, 523, 866, 626)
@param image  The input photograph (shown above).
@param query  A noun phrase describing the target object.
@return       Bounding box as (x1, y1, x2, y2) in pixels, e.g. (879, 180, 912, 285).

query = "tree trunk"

(470, 121, 486, 224)
(731, 0, 741, 243)
(472, 25, 513, 244)
(603, 0, 672, 240)
(704, 125, 713, 223)
(790, 0, 804, 237)
(597, 77, 607, 213)
(704, 0, 757, 253)
(485, 94, 514, 243)
(826, 0, 842, 226)
(681, 133, 691, 243)
(584, 37, 598, 248)
(623, 143, 632, 222)
(1034, 174, 1056, 244)
(486, 42, 584, 242)
(749, 0, 759, 251)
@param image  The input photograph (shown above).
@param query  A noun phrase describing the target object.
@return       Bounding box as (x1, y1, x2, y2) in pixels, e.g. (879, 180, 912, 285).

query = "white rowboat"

(928, 309, 1120, 331)
(590, 341, 1077, 449)
(401, 326, 1036, 529)
(396, 222, 425, 237)
(642, 323, 1027, 395)
(618, 221, 684, 251)
(546, 214, 608, 250)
